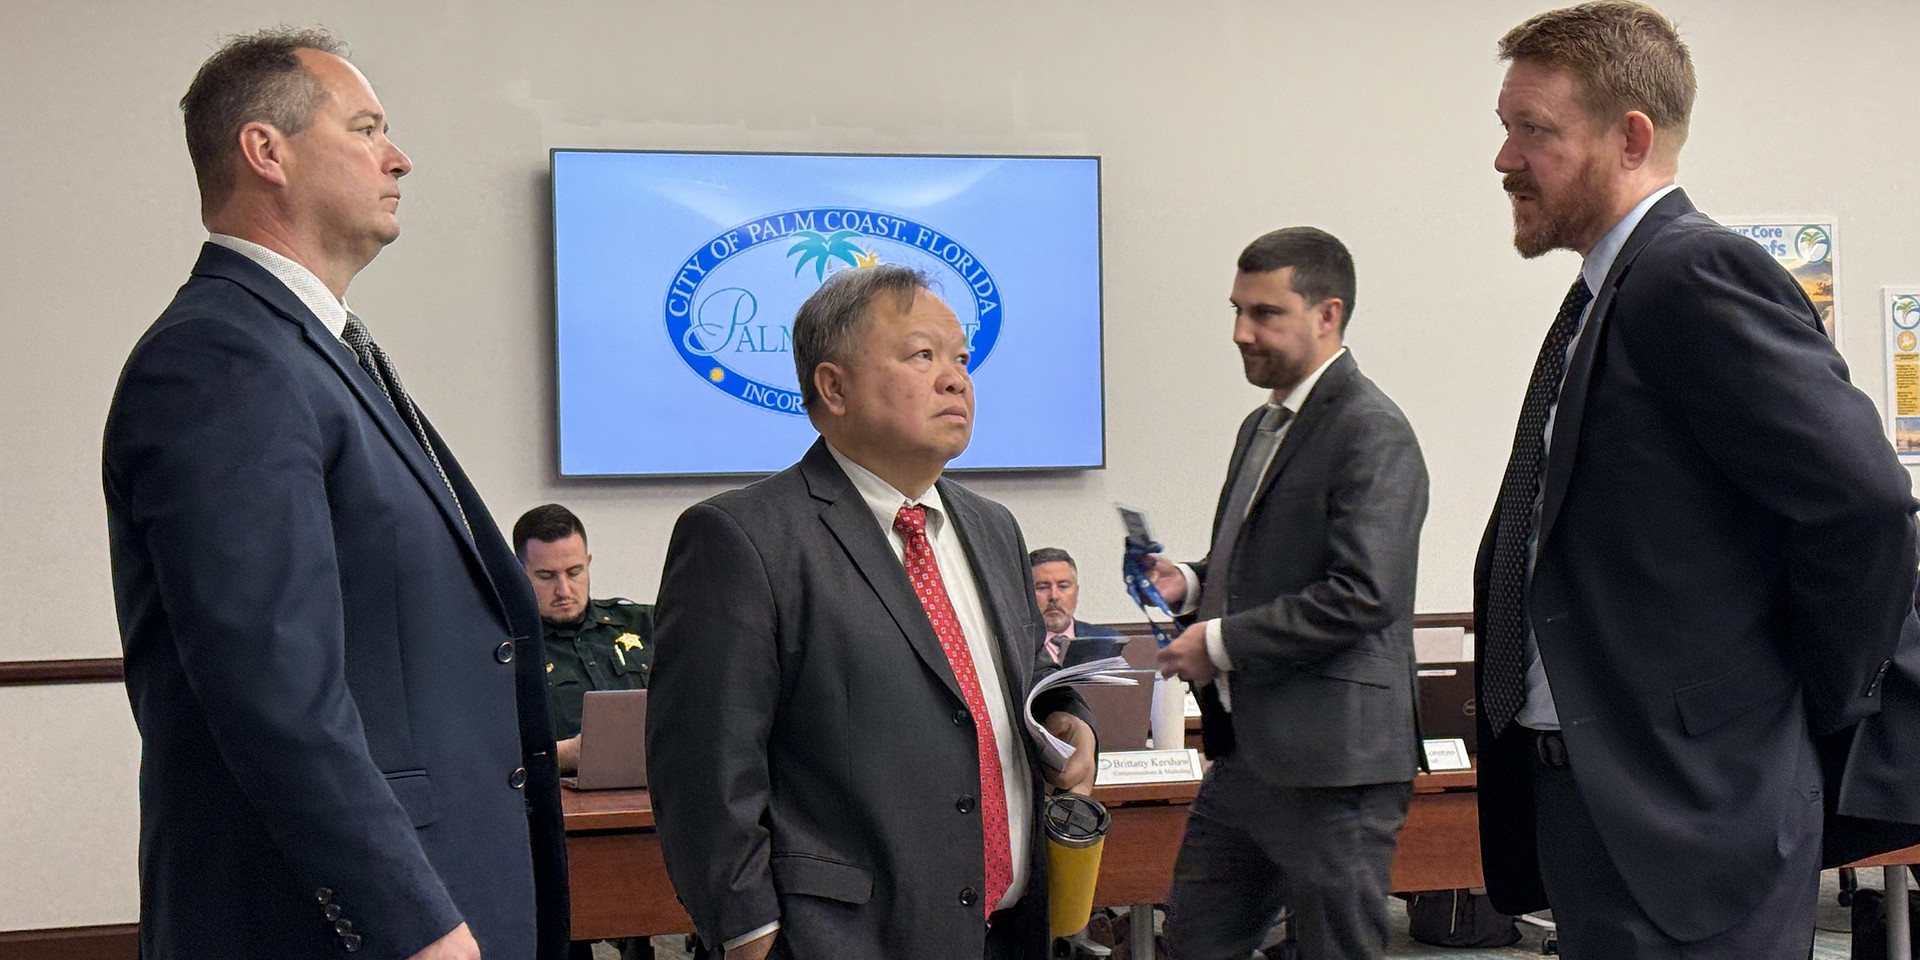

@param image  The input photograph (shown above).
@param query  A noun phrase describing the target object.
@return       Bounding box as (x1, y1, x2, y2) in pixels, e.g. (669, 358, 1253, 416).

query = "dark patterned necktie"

(341, 314, 471, 537)
(1482, 277, 1593, 737)
(893, 504, 1011, 918)
(1196, 405, 1293, 622)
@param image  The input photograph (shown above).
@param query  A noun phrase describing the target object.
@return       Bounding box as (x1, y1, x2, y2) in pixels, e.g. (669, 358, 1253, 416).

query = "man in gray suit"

(1147, 227, 1429, 960)
(646, 264, 1097, 960)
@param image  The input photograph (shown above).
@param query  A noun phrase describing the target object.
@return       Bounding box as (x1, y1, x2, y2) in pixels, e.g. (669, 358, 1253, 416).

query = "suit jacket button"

(956, 795, 975, 813)
(323, 904, 342, 922)
(959, 887, 978, 907)
(341, 933, 363, 953)
(334, 919, 354, 936)
(509, 766, 528, 789)
(314, 887, 333, 905)
(1867, 659, 1893, 696)
(953, 708, 969, 727)
(495, 640, 515, 663)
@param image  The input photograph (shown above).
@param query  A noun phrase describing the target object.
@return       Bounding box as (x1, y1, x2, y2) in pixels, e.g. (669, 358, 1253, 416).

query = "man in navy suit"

(1029, 547, 1123, 666)
(103, 28, 566, 960)
(1476, 5, 1919, 957)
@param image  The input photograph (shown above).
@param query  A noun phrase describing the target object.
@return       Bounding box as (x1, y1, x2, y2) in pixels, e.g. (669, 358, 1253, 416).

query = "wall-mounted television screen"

(551, 149, 1103, 477)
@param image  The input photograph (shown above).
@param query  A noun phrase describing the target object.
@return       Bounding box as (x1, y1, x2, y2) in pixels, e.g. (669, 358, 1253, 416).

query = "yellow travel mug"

(1044, 792, 1112, 939)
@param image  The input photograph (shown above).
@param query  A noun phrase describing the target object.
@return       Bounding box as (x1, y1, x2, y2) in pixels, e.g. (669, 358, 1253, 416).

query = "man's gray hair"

(792, 264, 935, 412)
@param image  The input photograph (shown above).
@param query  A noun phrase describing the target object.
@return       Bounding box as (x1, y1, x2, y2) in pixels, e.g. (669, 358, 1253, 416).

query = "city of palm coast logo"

(663, 207, 1002, 414)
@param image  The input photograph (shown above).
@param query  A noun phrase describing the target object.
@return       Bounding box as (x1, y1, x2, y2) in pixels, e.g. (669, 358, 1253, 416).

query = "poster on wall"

(1884, 287, 1920, 463)
(1727, 221, 1838, 346)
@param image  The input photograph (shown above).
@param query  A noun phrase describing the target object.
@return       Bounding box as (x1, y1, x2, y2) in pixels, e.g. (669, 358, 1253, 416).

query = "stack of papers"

(1025, 656, 1137, 769)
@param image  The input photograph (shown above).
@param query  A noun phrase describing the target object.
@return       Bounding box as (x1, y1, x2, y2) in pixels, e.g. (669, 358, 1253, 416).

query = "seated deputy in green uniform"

(512, 503, 655, 776)
(514, 512, 657, 960)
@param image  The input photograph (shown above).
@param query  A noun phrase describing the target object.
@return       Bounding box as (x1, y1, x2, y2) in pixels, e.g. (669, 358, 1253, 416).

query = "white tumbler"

(1150, 675, 1188, 750)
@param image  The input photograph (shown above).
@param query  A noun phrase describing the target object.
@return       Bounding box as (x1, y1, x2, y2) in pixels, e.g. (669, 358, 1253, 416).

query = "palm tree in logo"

(1797, 227, 1830, 262)
(788, 230, 865, 280)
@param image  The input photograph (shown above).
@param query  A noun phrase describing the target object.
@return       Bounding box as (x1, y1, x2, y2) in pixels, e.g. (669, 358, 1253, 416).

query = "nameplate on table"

(1096, 748, 1204, 785)
(1422, 738, 1472, 771)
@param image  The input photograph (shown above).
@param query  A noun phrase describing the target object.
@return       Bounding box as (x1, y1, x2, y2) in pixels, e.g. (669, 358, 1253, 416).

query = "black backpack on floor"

(1407, 889, 1522, 948)
(1851, 886, 1920, 960)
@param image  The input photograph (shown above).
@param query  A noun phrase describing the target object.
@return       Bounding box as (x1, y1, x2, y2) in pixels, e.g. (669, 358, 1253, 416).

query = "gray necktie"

(1196, 405, 1293, 621)
(340, 313, 471, 537)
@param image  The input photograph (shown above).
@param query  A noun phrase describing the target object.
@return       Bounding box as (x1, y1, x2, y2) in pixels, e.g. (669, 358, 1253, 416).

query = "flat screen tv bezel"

(548, 147, 1105, 479)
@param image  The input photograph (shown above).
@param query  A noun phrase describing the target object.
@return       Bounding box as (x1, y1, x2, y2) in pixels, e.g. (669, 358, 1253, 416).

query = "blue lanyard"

(1121, 537, 1177, 647)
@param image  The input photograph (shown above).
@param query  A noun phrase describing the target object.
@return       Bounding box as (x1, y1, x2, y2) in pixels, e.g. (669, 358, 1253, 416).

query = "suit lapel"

(297, 319, 484, 555)
(939, 481, 1034, 723)
(192, 245, 509, 628)
(1209, 408, 1264, 545)
(802, 442, 968, 705)
(1537, 190, 1696, 549)
(420, 416, 519, 631)
(1248, 350, 1357, 512)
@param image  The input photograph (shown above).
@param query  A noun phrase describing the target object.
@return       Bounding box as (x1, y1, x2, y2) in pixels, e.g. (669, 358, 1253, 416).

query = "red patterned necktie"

(893, 504, 1012, 918)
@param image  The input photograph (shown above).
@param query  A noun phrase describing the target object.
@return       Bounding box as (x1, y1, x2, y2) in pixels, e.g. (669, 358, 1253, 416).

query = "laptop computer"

(1416, 662, 1478, 752)
(566, 688, 650, 790)
(1082, 669, 1157, 751)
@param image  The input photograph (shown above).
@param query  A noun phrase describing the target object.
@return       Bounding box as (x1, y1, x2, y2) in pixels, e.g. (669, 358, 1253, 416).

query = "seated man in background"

(514, 503, 657, 960)
(512, 504, 655, 776)
(1031, 547, 1123, 666)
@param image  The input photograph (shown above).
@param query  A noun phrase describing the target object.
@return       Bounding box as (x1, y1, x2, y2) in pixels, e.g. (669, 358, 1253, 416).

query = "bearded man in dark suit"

(1475, 5, 1920, 957)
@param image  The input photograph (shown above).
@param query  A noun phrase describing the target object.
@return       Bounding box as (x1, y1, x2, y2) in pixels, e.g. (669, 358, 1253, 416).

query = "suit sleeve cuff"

(1205, 618, 1232, 672)
(1176, 563, 1202, 616)
(725, 920, 780, 952)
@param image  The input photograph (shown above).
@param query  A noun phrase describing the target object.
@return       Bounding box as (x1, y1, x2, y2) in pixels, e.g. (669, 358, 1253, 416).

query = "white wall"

(4, 0, 1915, 929)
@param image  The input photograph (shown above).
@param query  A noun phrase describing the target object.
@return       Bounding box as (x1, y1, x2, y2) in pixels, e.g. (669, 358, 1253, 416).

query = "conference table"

(561, 766, 1484, 942)
(563, 768, 1915, 957)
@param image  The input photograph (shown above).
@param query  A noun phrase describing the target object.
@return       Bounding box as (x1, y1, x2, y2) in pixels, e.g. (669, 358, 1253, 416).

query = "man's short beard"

(1042, 606, 1071, 632)
(1508, 156, 1613, 259)
(1242, 350, 1311, 394)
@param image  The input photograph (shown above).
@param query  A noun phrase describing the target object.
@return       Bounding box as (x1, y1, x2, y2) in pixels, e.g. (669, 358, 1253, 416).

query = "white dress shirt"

(1178, 346, 1348, 710)
(208, 234, 351, 342)
(1517, 183, 1680, 730)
